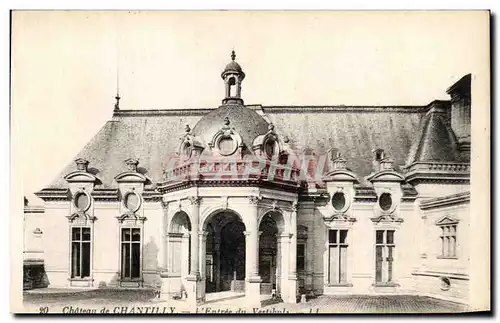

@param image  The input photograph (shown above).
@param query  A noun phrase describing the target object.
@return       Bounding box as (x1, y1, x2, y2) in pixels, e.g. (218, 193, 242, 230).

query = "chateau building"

(25, 52, 471, 307)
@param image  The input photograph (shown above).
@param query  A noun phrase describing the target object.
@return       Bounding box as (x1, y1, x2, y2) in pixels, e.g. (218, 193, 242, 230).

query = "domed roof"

(221, 51, 245, 79)
(192, 105, 270, 153)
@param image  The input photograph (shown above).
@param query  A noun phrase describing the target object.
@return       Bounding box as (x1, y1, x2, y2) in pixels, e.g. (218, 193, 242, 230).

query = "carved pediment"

(323, 212, 357, 223)
(370, 214, 404, 224)
(435, 215, 459, 226)
(322, 170, 359, 183)
(115, 171, 148, 183)
(116, 212, 147, 224)
(366, 170, 405, 183)
(67, 211, 97, 224)
(64, 171, 98, 183)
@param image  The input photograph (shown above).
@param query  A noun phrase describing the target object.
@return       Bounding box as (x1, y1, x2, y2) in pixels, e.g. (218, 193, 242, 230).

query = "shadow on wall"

(23, 265, 49, 290)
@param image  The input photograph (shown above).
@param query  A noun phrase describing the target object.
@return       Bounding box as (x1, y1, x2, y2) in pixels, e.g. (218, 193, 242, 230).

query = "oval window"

(124, 192, 140, 212)
(379, 193, 393, 211)
(264, 140, 275, 158)
(218, 136, 235, 155)
(74, 192, 90, 211)
(332, 192, 346, 211)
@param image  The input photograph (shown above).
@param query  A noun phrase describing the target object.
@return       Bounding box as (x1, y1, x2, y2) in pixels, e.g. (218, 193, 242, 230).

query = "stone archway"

(203, 210, 246, 294)
(258, 211, 285, 295)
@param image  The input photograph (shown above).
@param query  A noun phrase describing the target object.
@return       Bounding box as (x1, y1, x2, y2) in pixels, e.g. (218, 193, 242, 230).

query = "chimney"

(446, 74, 471, 154)
(75, 158, 90, 172)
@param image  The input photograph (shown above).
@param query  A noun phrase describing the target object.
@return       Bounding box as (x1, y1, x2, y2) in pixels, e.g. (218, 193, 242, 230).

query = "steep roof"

(46, 105, 430, 189)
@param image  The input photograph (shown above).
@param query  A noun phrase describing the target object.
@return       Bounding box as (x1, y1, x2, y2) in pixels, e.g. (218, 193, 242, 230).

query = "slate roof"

(45, 104, 437, 190)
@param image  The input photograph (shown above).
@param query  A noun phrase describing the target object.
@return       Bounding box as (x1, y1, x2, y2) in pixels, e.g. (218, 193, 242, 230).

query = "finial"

(283, 136, 290, 144)
(223, 116, 230, 126)
(114, 94, 121, 111)
(185, 124, 191, 133)
(268, 123, 275, 131)
(75, 158, 90, 172)
(231, 50, 236, 61)
(124, 158, 139, 172)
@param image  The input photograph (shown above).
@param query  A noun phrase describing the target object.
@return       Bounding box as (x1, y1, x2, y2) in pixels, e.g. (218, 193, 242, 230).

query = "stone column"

(198, 231, 208, 302)
(159, 201, 170, 299)
(275, 233, 282, 295)
(277, 233, 290, 301)
(214, 234, 221, 292)
(244, 196, 261, 308)
(286, 202, 298, 303)
(186, 196, 203, 306)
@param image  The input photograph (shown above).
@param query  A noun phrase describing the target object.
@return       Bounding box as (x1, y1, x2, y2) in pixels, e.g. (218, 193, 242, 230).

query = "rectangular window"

(439, 225, 457, 258)
(121, 228, 141, 279)
(375, 229, 395, 284)
(328, 229, 348, 284)
(71, 227, 91, 278)
(297, 243, 306, 272)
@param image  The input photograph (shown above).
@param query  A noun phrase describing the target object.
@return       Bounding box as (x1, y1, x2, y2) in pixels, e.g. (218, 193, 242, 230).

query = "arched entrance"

(204, 211, 246, 294)
(258, 211, 285, 295)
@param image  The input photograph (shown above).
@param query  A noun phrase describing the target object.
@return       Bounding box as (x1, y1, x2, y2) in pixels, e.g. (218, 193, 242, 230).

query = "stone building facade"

(27, 52, 471, 307)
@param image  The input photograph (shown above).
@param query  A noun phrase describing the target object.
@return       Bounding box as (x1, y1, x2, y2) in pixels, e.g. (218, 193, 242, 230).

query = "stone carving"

(188, 196, 202, 206)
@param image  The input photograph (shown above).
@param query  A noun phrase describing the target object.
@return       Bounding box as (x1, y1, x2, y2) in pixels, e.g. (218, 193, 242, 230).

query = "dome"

(192, 105, 270, 154)
(221, 50, 245, 80)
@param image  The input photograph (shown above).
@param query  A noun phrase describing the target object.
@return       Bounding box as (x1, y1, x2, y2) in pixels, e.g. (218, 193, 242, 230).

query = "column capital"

(243, 231, 252, 237)
(188, 196, 202, 206)
(198, 230, 209, 237)
(291, 200, 299, 212)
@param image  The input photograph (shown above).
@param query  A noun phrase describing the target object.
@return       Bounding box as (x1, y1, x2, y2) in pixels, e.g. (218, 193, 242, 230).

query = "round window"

(332, 192, 346, 211)
(218, 136, 236, 156)
(124, 192, 141, 212)
(74, 192, 90, 211)
(379, 193, 393, 211)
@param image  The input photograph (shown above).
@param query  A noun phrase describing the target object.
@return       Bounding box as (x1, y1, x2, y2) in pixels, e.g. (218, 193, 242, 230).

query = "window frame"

(69, 226, 93, 280)
(327, 228, 350, 286)
(373, 228, 398, 287)
(438, 224, 458, 259)
(120, 226, 143, 281)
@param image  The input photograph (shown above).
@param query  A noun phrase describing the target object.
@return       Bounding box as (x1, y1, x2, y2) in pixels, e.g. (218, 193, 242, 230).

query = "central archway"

(204, 210, 246, 294)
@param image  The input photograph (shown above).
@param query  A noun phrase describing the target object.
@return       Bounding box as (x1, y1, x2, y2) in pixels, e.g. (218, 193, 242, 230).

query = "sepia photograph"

(10, 10, 490, 314)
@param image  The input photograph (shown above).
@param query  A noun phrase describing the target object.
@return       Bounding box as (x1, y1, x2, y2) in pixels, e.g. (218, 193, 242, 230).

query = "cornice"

(353, 186, 377, 202)
(419, 191, 470, 210)
(404, 162, 470, 185)
(23, 205, 45, 214)
(35, 188, 70, 201)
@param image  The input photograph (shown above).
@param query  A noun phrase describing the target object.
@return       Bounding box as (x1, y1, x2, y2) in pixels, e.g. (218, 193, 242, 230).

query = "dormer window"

(378, 193, 393, 212)
(123, 191, 141, 213)
(218, 136, 236, 156)
(74, 191, 91, 212)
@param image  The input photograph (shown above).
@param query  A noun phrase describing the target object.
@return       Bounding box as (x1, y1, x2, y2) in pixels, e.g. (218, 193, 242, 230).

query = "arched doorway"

(258, 211, 285, 295)
(204, 211, 246, 294)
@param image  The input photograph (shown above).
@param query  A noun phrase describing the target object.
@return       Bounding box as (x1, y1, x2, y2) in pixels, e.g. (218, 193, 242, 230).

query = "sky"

(11, 11, 489, 204)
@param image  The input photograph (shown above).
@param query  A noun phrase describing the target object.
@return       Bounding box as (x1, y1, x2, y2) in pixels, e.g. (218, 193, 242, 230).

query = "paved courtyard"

(23, 289, 469, 314)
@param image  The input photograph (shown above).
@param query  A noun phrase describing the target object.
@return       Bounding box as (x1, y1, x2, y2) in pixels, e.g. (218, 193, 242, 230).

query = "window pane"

(450, 237, 456, 257)
(387, 230, 394, 244)
(329, 246, 338, 284)
(82, 228, 91, 241)
(440, 237, 444, 256)
(340, 230, 348, 244)
(131, 243, 141, 278)
(376, 230, 384, 244)
(340, 245, 347, 283)
(332, 192, 346, 211)
(379, 193, 393, 211)
(329, 230, 337, 244)
(72, 227, 81, 241)
(81, 242, 91, 277)
(375, 246, 383, 283)
(450, 225, 456, 235)
(122, 228, 131, 242)
(121, 243, 130, 278)
(71, 242, 80, 278)
(132, 228, 141, 241)
(387, 247, 393, 282)
(444, 226, 449, 235)
(218, 137, 235, 155)
(445, 237, 450, 257)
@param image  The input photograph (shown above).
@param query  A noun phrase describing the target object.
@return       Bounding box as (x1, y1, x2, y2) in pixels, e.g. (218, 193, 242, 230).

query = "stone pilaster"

(244, 196, 262, 308)
(286, 202, 298, 303)
(186, 196, 203, 307)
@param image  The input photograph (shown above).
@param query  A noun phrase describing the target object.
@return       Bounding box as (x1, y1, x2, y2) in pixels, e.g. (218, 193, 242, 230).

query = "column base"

(245, 276, 262, 308)
(185, 274, 205, 306)
(284, 275, 298, 304)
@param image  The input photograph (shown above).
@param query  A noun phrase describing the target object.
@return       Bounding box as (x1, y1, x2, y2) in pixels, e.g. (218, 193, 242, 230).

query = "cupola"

(221, 51, 245, 105)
